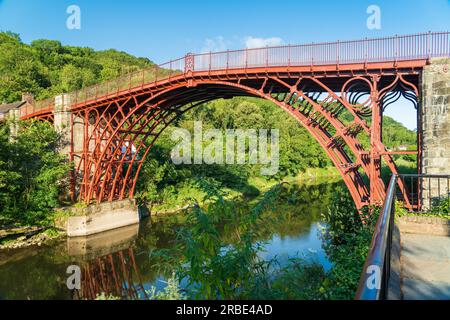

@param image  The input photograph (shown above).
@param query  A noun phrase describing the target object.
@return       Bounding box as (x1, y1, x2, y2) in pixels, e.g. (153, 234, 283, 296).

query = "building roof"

(0, 101, 26, 115)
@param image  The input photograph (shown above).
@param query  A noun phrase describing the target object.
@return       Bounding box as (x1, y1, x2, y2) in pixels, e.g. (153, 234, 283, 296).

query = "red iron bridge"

(13, 32, 450, 211)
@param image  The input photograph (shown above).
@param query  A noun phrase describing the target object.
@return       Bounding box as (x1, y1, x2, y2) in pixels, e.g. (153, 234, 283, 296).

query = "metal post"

(288, 44, 291, 67)
(370, 75, 383, 204)
(265, 46, 268, 67)
(336, 40, 340, 66)
(209, 52, 211, 72)
(245, 48, 248, 70)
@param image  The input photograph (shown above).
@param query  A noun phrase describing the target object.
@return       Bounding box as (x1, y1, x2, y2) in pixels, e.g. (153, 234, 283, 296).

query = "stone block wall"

(421, 58, 450, 210)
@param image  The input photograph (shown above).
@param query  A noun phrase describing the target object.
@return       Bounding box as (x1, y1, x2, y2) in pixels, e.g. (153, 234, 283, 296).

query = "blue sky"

(1, 0, 449, 128)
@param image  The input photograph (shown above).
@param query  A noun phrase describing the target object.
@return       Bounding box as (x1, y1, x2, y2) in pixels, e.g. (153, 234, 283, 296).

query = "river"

(0, 179, 345, 300)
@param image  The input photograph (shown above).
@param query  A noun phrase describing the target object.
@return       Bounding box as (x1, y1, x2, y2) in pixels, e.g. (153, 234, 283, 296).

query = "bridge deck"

(400, 233, 450, 300)
(19, 31, 450, 119)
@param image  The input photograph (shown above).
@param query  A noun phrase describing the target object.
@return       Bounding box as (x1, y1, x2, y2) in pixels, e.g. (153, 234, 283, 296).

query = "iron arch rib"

(68, 69, 420, 212)
(78, 79, 377, 210)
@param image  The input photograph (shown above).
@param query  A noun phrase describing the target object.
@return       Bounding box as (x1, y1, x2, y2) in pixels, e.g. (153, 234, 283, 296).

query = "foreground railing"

(356, 173, 450, 299)
(21, 31, 450, 118)
(355, 175, 397, 300)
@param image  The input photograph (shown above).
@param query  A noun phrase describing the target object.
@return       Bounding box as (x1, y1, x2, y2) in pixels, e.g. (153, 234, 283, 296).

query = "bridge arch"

(71, 73, 418, 211)
(15, 32, 441, 211)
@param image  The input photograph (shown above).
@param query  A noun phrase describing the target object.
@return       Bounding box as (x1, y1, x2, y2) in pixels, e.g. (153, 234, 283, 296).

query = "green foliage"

(146, 182, 376, 300)
(95, 274, 186, 301)
(431, 197, 450, 215)
(0, 31, 154, 102)
(174, 181, 275, 299)
(146, 274, 186, 300)
(396, 198, 450, 219)
(187, 98, 331, 178)
(0, 120, 70, 226)
(42, 227, 61, 238)
(247, 258, 326, 300)
(95, 293, 121, 300)
(382, 116, 417, 149)
(320, 189, 379, 299)
(395, 199, 410, 217)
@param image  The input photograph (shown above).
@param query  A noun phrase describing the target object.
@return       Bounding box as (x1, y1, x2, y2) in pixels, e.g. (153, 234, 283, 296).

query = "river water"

(0, 180, 344, 300)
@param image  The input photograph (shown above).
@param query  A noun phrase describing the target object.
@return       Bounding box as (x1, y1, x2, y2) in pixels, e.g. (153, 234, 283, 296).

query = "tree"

(0, 120, 69, 226)
(0, 31, 156, 101)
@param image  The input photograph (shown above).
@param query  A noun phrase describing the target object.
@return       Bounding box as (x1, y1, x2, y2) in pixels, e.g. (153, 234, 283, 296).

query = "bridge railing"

(191, 32, 449, 71)
(67, 57, 185, 109)
(21, 32, 449, 117)
(397, 174, 450, 215)
(19, 96, 55, 118)
(355, 174, 397, 300)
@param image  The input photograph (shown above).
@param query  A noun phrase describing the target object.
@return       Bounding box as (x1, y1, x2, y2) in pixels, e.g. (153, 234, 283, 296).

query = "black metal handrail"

(355, 174, 397, 300)
(355, 173, 450, 299)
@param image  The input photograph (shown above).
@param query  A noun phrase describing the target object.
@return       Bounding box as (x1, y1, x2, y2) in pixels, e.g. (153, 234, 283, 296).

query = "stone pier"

(53, 94, 72, 156)
(421, 58, 450, 209)
(53, 94, 87, 166)
(7, 108, 20, 142)
(53, 95, 147, 237)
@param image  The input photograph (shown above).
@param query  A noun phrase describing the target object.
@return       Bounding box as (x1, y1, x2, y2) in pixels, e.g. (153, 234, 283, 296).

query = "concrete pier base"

(58, 199, 148, 237)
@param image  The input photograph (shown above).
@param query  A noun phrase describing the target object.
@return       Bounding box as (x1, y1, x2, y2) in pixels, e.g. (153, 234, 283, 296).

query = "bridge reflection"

(67, 223, 149, 300)
(74, 247, 148, 300)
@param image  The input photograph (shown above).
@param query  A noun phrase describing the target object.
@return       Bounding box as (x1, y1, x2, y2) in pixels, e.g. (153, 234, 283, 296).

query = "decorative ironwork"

(184, 53, 194, 73)
(19, 32, 446, 210)
(380, 76, 419, 111)
(74, 248, 147, 300)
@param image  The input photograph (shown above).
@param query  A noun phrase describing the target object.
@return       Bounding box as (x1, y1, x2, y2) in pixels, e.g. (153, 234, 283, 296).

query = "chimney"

(22, 93, 35, 106)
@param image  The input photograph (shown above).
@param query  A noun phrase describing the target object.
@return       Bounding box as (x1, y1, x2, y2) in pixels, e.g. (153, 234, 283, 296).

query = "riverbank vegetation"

(134, 182, 377, 300)
(0, 120, 69, 228)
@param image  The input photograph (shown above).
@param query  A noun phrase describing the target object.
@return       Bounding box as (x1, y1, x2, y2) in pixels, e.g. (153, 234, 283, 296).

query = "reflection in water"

(260, 223, 332, 271)
(67, 224, 139, 260)
(0, 179, 345, 300)
(75, 248, 147, 300)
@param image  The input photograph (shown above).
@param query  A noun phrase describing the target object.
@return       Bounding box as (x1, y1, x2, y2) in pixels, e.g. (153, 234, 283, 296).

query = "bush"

(320, 187, 379, 299)
(0, 120, 70, 226)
